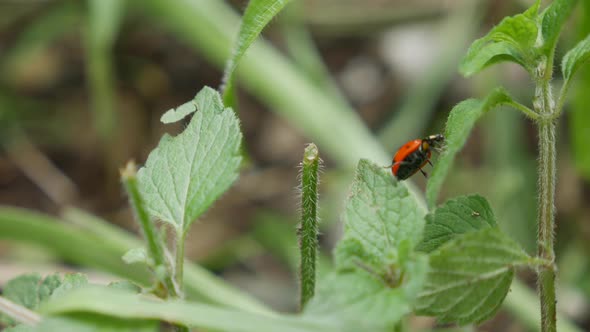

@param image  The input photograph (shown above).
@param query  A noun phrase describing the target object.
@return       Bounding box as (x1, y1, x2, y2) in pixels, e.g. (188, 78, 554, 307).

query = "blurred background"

(0, 0, 589, 331)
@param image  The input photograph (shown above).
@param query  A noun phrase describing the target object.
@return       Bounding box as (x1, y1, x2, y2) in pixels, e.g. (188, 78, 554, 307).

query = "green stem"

(504, 279, 583, 332)
(534, 77, 558, 332)
(175, 230, 188, 296)
(121, 162, 178, 298)
(507, 100, 539, 121)
(298, 143, 321, 309)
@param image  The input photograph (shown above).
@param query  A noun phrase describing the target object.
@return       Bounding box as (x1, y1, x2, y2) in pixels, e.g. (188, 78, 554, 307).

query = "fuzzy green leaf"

(417, 195, 496, 253)
(571, 53, 590, 181)
(1, 273, 69, 313)
(416, 228, 530, 325)
(562, 34, 590, 81)
(459, 0, 540, 76)
(427, 88, 514, 207)
(160, 88, 225, 124)
(137, 86, 242, 231)
(307, 159, 428, 329)
(222, 0, 293, 105)
(107, 281, 142, 294)
(540, 0, 578, 53)
(38, 275, 61, 304)
(50, 274, 88, 299)
(301, 159, 429, 329)
(40, 286, 337, 332)
(160, 100, 197, 124)
(335, 159, 425, 272)
(2, 274, 43, 311)
(570, 1, 590, 194)
(0, 273, 85, 328)
(305, 254, 428, 331)
(122, 247, 151, 266)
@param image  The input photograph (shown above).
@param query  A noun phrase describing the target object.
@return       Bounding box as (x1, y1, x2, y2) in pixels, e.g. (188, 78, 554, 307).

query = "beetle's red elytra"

(391, 134, 444, 180)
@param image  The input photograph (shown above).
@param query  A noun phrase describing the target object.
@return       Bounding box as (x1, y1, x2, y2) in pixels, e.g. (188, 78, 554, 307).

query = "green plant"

(448, 1, 588, 330)
(298, 143, 321, 309)
(1, 0, 588, 331)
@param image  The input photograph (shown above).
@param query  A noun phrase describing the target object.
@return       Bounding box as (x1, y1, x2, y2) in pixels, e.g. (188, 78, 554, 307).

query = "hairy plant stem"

(174, 230, 189, 332)
(175, 230, 187, 296)
(298, 143, 321, 310)
(121, 162, 179, 298)
(537, 120, 557, 332)
(534, 76, 558, 332)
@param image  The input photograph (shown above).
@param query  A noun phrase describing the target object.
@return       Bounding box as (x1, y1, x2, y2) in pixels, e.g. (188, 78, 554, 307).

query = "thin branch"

(506, 100, 540, 121)
(121, 161, 179, 298)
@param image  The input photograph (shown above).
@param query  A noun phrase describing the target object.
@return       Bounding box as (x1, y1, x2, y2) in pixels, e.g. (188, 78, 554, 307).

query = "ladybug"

(391, 134, 444, 180)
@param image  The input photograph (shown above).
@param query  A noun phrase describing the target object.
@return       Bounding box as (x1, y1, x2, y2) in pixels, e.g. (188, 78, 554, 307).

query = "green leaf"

(415, 228, 530, 325)
(38, 275, 61, 304)
(0, 273, 77, 327)
(122, 247, 151, 266)
(50, 274, 88, 299)
(138, 0, 392, 170)
(137, 86, 243, 231)
(222, 0, 293, 105)
(540, 0, 578, 53)
(417, 195, 496, 253)
(334, 237, 383, 272)
(305, 254, 428, 331)
(160, 88, 224, 124)
(459, 0, 540, 76)
(335, 159, 425, 272)
(571, 30, 590, 181)
(427, 88, 515, 207)
(160, 100, 197, 124)
(305, 159, 428, 329)
(2, 274, 43, 310)
(40, 286, 337, 332)
(562, 34, 590, 81)
(107, 281, 142, 294)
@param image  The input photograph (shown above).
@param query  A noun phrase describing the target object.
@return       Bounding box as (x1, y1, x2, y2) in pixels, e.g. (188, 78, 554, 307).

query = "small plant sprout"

(297, 143, 321, 310)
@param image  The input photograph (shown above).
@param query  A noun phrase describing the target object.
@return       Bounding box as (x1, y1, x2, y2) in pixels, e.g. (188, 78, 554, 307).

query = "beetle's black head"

(421, 134, 445, 152)
(425, 134, 444, 145)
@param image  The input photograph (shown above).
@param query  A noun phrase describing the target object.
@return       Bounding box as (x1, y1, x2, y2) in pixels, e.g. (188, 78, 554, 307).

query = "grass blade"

(222, 0, 293, 106)
(40, 286, 337, 332)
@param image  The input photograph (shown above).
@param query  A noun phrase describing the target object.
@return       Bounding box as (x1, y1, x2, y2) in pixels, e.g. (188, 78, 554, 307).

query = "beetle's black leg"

(420, 169, 428, 178)
(427, 159, 433, 167)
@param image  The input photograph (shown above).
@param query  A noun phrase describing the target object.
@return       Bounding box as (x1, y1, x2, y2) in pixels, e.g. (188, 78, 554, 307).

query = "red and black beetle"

(391, 134, 444, 180)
